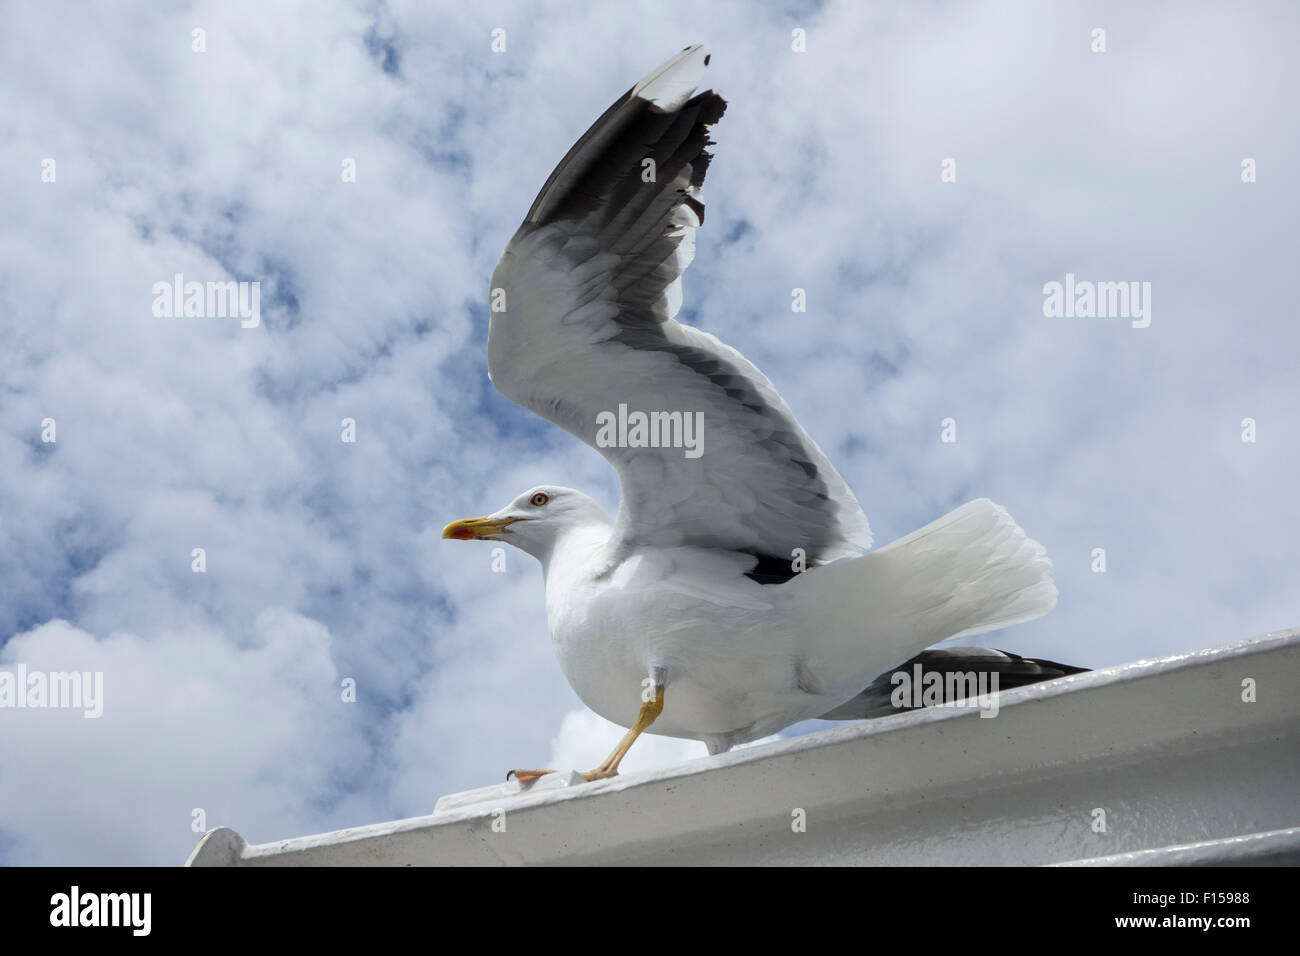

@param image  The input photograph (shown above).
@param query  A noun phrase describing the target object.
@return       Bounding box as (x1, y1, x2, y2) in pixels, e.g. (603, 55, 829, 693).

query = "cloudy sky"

(2, 0, 1296, 865)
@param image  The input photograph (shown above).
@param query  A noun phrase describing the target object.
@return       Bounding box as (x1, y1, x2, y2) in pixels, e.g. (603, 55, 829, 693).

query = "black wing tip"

(1012, 654, 1091, 677)
(686, 88, 728, 130)
(684, 92, 727, 189)
(818, 647, 1090, 720)
(530, 84, 727, 228)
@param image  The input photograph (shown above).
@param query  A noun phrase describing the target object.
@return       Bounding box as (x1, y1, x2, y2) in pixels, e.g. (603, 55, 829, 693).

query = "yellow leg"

(580, 685, 664, 781)
(507, 685, 665, 785)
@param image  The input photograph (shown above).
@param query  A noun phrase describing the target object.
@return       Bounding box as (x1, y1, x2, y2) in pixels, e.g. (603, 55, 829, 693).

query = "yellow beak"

(441, 516, 517, 541)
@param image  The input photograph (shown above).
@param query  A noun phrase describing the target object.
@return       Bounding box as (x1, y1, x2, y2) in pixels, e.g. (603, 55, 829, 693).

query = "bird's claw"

(505, 767, 619, 785)
(506, 768, 556, 784)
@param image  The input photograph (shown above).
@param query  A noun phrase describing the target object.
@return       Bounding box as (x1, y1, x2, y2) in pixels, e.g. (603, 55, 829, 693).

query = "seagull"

(443, 46, 1077, 783)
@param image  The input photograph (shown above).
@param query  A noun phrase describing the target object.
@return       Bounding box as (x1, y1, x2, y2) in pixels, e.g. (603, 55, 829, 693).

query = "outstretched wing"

(488, 46, 871, 571)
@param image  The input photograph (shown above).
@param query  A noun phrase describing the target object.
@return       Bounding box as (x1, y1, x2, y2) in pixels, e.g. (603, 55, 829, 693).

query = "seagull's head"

(441, 486, 610, 560)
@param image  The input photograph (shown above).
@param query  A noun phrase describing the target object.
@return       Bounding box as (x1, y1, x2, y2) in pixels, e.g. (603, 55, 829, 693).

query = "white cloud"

(0, 613, 363, 865)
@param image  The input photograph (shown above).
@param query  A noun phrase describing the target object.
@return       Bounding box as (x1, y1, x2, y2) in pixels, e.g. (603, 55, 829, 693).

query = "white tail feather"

(792, 499, 1057, 682)
(872, 498, 1057, 639)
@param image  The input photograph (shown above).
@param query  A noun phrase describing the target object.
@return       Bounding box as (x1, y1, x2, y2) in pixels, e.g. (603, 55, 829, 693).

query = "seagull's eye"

(530, 492, 549, 507)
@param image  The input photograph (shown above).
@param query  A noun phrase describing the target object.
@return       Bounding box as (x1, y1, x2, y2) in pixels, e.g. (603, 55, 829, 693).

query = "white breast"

(544, 539, 830, 742)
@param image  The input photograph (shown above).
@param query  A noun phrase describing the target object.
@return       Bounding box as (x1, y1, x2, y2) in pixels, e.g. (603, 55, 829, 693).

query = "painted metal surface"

(187, 627, 1300, 866)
